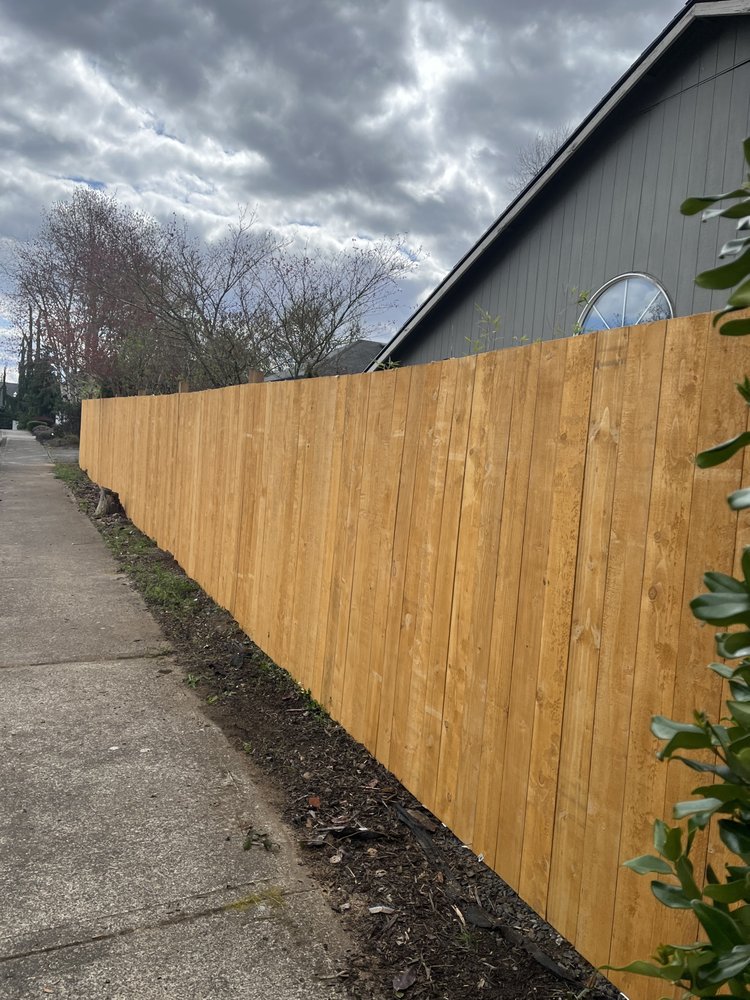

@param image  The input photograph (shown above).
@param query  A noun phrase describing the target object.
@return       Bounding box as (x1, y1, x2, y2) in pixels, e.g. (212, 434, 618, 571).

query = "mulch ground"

(61, 468, 623, 1000)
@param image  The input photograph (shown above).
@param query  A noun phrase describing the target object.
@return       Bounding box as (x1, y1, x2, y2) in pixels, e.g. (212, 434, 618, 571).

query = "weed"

(468, 304, 502, 354)
(53, 463, 87, 488)
(300, 687, 328, 720)
(222, 886, 285, 911)
(243, 829, 280, 852)
(129, 563, 198, 614)
(242, 741, 253, 754)
(206, 694, 219, 705)
(548, 979, 600, 1000)
(106, 525, 155, 559)
(185, 673, 201, 689)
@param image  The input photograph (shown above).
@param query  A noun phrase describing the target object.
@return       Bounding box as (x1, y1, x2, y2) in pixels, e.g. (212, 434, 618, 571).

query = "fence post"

(247, 369, 264, 385)
(178, 379, 190, 394)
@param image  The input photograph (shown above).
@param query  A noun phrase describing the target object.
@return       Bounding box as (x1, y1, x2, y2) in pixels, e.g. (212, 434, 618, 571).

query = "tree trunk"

(94, 487, 122, 517)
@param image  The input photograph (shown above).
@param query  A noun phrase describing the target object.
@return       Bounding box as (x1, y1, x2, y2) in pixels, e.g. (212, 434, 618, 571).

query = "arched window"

(578, 273, 673, 334)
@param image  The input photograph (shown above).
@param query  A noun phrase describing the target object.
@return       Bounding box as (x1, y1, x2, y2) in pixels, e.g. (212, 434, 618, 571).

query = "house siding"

(393, 17, 750, 367)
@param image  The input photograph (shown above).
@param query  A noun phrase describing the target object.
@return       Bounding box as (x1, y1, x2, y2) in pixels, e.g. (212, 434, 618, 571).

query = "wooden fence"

(80, 313, 750, 998)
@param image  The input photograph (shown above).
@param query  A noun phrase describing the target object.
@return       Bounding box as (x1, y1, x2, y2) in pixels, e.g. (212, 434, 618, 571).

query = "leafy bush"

(618, 139, 750, 996)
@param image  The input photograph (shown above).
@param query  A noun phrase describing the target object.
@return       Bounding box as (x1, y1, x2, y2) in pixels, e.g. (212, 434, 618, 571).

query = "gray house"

(369, 0, 750, 369)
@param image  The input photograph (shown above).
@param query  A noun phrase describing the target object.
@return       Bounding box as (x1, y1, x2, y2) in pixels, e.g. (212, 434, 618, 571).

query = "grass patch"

(53, 463, 87, 488)
(131, 562, 199, 614)
(105, 523, 156, 558)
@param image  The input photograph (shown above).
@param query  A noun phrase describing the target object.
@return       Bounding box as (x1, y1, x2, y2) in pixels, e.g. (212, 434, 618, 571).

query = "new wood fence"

(80, 313, 750, 998)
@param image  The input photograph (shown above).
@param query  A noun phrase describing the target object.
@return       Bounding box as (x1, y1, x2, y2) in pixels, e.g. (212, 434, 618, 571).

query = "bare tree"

(121, 211, 282, 388)
(258, 237, 417, 378)
(11, 189, 148, 404)
(508, 124, 573, 196)
(10, 191, 418, 399)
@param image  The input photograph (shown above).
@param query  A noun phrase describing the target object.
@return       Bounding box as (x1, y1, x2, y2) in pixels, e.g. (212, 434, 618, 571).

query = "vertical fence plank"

(291, 378, 335, 694)
(279, 379, 314, 672)
(494, 340, 567, 887)
(473, 341, 541, 867)
(340, 370, 399, 744)
(363, 367, 412, 753)
(518, 332, 595, 916)
(311, 379, 348, 706)
(389, 362, 456, 792)
(320, 375, 370, 719)
(232, 382, 267, 642)
(420, 355, 477, 814)
(545, 326, 629, 938)
(422, 354, 478, 819)
(213, 385, 244, 612)
(574, 321, 666, 965)
(376, 364, 426, 768)
(610, 314, 709, 996)
(435, 350, 514, 846)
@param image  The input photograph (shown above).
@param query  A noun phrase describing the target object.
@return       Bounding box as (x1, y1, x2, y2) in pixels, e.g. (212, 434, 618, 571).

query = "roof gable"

(368, 0, 750, 370)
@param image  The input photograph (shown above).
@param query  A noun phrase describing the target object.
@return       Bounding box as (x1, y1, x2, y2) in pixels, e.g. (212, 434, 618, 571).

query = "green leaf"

(710, 662, 735, 680)
(652, 716, 706, 740)
(720, 317, 750, 337)
(652, 880, 693, 908)
(695, 247, 750, 290)
(680, 189, 750, 215)
(729, 725, 750, 747)
(729, 676, 750, 701)
(670, 755, 732, 779)
(654, 820, 692, 861)
(673, 797, 723, 821)
(704, 572, 747, 594)
(729, 700, 750, 727)
(725, 750, 750, 784)
(654, 818, 669, 856)
(659, 732, 714, 759)
(720, 820, 750, 861)
(729, 488, 750, 511)
(675, 856, 702, 900)
(692, 900, 745, 950)
(729, 276, 750, 307)
(717, 631, 750, 660)
(651, 715, 711, 760)
(704, 943, 750, 983)
(624, 854, 674, 875)
(605, 959, 683, 981)
(720, 236, 750, 258)
(697, 433, 750, 469)
(691, 592, 750, 626)
(703, 879, 750, 904)
(692, 785, 748, 807)
(702, 200, 750, 222)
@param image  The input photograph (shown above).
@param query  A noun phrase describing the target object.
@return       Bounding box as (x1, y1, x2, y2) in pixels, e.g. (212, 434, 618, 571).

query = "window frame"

(577, 272, 674, 334)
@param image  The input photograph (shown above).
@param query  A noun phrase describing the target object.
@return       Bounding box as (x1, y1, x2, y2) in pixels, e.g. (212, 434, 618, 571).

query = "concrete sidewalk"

(0, 431, 349, 999)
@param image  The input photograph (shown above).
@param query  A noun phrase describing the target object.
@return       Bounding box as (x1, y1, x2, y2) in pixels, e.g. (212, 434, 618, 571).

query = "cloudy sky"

(0, 0, 683, 378)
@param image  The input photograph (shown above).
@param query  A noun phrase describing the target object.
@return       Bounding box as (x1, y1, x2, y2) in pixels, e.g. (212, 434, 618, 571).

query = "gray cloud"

(0, 0, 681, 376)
